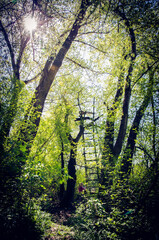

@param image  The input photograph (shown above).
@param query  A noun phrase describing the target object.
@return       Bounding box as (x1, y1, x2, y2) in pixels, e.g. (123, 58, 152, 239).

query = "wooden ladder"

(82, 98, 100, 195)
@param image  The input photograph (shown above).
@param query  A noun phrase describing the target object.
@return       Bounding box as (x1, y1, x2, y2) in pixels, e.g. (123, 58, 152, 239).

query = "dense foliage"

(0, 0, 158, 239)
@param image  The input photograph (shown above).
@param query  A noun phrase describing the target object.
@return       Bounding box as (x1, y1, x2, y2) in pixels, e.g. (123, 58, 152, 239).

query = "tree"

(0, 0, 159, 239)
(99, 0, 159, 187)
(0, 0, 95, 175)
(0, 1, 97, 238)
(0, 6, 30, 157)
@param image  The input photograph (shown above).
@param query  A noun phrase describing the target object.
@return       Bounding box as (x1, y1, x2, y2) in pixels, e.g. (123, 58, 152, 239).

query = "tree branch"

(16, 34, 30, 69)
(103, 71, 124, 159)
(27, 0, 92, 133)
(66, 56, 108, 74)
(24, 72, 42, 84)
(132, 60, 159, 88)
(113, 8, 137, 157)
(136, 146, 154, 163)
(121, 70, 155, 175)
(151, 94, 157, 158)
(74, 39, 107, 54)
(0, 20, 16, 71)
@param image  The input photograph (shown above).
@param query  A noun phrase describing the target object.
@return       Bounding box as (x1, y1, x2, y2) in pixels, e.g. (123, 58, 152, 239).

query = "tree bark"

(121, 70, 155, 176)
(62, 140, 78, 207)
(100, 8, 137, 186)
(59, 138, 65, 201)
(0, 21, 30, 160)
(61, 122, 84, 207)
(113, 8, 137, 157)
(102, 70, 124, 166)
(4, 0, 91, 169)
(24, 0, 91, 137)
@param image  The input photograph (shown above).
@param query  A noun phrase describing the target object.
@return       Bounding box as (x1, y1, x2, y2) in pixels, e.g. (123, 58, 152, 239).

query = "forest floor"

(45, 209, 75, 240)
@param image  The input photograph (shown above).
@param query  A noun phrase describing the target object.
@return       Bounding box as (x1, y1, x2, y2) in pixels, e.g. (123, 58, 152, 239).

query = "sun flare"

(24, 16, 37, 33)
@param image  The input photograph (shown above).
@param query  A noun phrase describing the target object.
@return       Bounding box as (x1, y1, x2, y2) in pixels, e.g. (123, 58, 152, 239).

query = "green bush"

(0, 198, 52, 240)
(71, 198, 120, 240)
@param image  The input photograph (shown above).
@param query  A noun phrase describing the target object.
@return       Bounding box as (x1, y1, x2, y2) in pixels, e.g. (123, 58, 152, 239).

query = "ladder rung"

(85, 152, 96, 155)
(85, 159, 97, 161)
(87, 179, 98, 181)
(84, 138, 94, 140)
(84, 147, 96, 150)
(83, 144, 94, 146)
(86, 166, 97, 169)
(85, 144, 96, 146)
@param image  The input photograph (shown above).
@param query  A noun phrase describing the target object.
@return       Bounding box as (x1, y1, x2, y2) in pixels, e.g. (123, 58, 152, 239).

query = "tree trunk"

(59, 140, 65, 201)
(121, 70, 155, 176)
(100, 8, 137, 187)
(61, 119, 85, 207)
(22, 0, 91, 140)
(1, 0, 91, 173)
(0, 20, 30, 160)
(62, 141, 77, 208)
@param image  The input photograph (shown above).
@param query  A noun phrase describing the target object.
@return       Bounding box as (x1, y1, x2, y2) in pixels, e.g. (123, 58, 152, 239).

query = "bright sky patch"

(24, 16, 37, 33)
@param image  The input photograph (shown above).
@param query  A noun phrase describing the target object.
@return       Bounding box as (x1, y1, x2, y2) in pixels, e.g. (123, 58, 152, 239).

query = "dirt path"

(45, 209, 75, 240)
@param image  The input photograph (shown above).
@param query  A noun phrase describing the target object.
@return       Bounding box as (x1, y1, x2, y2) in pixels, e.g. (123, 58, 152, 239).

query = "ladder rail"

(82, 97, 100, 194)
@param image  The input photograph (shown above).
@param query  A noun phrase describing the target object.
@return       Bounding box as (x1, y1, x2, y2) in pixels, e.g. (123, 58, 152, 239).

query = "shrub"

(0, 198, 52, 240)
(71, 198, 120, 240)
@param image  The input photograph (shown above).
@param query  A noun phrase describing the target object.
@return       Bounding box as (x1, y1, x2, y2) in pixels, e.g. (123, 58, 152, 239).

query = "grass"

(45, 222, 74, 240)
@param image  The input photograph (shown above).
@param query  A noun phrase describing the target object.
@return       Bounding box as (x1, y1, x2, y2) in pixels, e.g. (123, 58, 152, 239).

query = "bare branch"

(132, 60, 159, 88)
(66, 56, 108, 74)
(24, 72, 42, 84)
(136, 146, 154, 163)
(0, 20, 16, 70)
(16, 34, 30, 69)
(74, 39, 107, 54)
